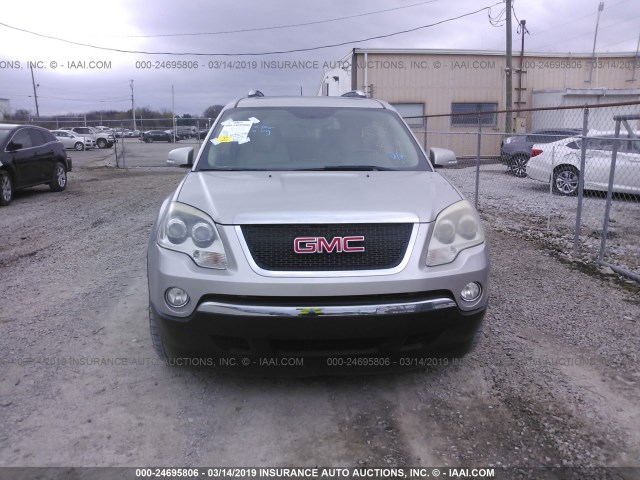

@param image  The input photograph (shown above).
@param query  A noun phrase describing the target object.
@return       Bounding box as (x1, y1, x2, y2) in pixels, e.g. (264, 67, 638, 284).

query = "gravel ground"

(0, 145, 639, 479)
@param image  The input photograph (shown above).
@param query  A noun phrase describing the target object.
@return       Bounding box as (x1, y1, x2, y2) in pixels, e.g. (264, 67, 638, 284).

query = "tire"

(553, 165, 579, 196)
(49, 162, 67, 192)
(509, 154, 528, 178)
(0, 170, 13, 206)
(147, 137, 154, 143)
(149, 305, 169, 362)
(74, 141, 84, 151)
(97, 138, 107, 149)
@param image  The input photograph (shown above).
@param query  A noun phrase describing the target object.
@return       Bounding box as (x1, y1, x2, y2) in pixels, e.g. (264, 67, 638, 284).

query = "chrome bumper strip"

(197, 297, 457, 317)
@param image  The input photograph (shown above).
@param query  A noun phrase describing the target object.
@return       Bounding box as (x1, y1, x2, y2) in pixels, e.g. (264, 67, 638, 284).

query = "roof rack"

(248, 90, 264, 98)
(341, 90, 367, 98)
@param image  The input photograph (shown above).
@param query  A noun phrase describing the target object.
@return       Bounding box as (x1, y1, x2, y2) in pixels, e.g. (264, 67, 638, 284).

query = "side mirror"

(429, 147, 457, 168)
(167, 147, 194, 168)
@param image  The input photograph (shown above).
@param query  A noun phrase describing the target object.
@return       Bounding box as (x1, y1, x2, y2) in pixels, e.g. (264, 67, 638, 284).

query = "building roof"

(352, 48, 640, 59)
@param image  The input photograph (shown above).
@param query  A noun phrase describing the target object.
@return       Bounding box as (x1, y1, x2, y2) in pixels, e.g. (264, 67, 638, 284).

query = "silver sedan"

(527, 131, 640, 196)
(50, 130, 96, 151)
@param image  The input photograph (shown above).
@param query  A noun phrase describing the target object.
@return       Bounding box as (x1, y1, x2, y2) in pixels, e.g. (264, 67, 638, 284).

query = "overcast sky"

(1, 0, 639, 118)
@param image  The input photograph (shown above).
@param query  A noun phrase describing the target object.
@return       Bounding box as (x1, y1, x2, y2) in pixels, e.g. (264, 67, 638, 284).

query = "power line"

(117, 0, 444, 38)
(0, 3, 502, 57)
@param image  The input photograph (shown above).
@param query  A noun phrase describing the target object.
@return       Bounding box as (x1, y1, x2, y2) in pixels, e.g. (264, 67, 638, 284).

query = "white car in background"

(50, 129, 96, 151)
(526, 131, 640, 196)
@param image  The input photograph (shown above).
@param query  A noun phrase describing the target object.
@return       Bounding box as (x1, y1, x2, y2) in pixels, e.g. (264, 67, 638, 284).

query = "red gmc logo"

(294, 236, 365, 254)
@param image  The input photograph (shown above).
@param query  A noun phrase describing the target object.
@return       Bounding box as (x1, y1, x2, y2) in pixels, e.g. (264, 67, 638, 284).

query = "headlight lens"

(426, 200, 485, 266)
(158, 202, 227, 269)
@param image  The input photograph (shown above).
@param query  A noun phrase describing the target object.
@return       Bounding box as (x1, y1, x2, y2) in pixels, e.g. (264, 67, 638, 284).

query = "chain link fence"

(412, 102, 640, 284)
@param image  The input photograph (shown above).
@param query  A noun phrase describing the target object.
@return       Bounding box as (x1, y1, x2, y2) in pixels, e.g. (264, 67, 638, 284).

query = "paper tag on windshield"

(212, 118, 260, 145)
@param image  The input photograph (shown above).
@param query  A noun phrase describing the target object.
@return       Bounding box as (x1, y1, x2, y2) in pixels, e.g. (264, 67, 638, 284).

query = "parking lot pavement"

(0, 159, 638, 472)
(66, 138, 205, 169)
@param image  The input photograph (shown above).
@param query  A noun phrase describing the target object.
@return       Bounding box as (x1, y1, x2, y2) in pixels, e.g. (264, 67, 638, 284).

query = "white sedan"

(50, 129, 96, 151)
(526, 131, 640, 196)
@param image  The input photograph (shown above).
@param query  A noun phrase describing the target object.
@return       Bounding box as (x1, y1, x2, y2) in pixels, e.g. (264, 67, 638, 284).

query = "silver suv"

(147, 93, 489, 369)
(67, 127, 115, 149)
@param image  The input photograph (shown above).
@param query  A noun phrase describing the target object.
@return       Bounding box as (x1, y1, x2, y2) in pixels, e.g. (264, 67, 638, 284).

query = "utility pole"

(588, 2, 605, 84)
(130, 80, 137, 131)
(505, 0, 513, 135)
(630, 30, 640, 82)
(29, 64, 40, 117)
(515, 19, 528, 115)
(171, 85, 176, 136)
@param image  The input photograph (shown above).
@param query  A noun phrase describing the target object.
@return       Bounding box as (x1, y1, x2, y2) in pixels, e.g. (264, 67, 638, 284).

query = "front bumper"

(150, 294, 486, 359)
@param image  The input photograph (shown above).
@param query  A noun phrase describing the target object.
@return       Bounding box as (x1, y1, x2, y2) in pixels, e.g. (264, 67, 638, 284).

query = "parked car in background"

(526, 131, 640, 196)
(142, 130, 177, 143)
(51, 129, 95, 151)
(66, 127, 115, 149)
(0, 124, 72, 206)
(501, 128, 581, 178)
(147, 92, 489, 366)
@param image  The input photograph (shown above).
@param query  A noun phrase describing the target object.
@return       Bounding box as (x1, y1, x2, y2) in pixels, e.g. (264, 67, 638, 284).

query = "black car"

(500, 128, 581, 177)
(0, 124, 72, 206)
(142, 130, 177, 143)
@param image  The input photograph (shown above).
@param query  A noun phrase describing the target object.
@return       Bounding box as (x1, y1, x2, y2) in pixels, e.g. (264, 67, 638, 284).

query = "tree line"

(4, 105, 225, 130)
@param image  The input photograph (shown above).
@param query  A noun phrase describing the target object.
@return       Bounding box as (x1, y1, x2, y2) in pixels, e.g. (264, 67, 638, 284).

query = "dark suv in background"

(500, 128, 581, 177)
(0, 124, 72, 206)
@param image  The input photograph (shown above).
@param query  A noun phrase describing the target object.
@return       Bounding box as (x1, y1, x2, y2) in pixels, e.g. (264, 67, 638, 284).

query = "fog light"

(460, 282, 481, 302)
(165, 287, 189, 308)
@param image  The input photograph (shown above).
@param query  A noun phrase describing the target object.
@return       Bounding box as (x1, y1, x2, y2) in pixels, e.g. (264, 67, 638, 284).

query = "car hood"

(175, 171, 462, 224)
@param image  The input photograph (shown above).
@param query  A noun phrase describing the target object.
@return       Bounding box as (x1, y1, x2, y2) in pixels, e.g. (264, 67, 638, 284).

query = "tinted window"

(28, 128, 47, 147)
(392, 103, 425, 127)
(40, 129, 57, 143)
(451, 103, 497, 127)
(12, 129, 33, 149)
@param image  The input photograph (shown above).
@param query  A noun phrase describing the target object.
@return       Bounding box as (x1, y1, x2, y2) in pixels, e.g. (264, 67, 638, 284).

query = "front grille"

(241, 223, 413, 271)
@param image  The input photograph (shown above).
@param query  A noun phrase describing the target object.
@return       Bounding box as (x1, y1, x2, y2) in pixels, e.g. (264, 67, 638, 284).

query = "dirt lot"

(0, 144, 639, 479)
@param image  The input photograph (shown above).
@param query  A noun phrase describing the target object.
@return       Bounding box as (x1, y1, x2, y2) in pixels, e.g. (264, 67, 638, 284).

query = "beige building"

(319, 48, 640, 156)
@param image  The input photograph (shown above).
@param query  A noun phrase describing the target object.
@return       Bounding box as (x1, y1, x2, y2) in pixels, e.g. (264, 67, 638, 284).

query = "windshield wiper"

(294, 165, 394, 171)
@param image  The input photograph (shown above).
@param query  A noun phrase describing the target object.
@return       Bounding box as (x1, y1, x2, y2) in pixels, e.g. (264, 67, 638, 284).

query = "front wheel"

(553, 165, 579, 196)
(49, 162, 67, 192)
(510, 155, 528, 178)
(147, 137, 154, 143)
(74, 141, 84, 151)
(97, 138, 107, 148)
(0, 170, 13, 206)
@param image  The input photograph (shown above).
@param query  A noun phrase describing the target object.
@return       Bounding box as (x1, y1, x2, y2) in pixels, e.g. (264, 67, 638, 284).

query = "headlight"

(426, 200, 485, 267)
(157, 202, 227, 269)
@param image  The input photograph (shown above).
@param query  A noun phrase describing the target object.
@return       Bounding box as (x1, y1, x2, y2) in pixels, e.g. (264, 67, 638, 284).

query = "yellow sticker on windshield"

(217, 136, 232, 143)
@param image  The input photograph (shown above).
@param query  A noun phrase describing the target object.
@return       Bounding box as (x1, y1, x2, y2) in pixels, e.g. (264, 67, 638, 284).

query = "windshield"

(196, 107, 430, 171)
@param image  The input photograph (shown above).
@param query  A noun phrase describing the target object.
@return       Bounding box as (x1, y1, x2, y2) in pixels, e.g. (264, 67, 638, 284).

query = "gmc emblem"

(294, 236, 365, 254)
